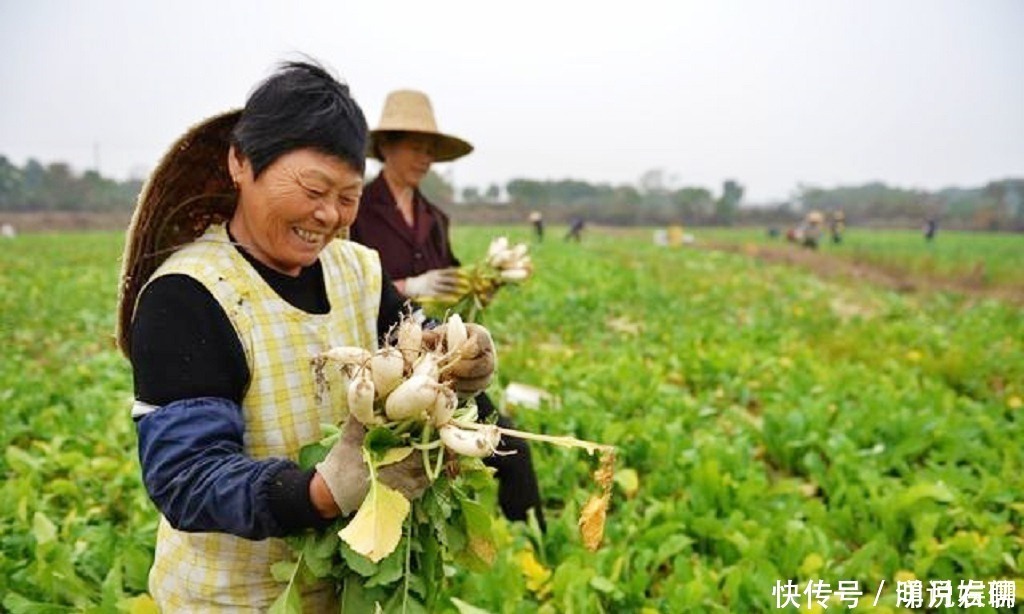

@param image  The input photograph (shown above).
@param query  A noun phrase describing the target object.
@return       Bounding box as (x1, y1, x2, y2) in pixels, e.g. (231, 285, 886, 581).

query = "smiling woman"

(114, 60, 497, 610)
(227, 148, 364, 275)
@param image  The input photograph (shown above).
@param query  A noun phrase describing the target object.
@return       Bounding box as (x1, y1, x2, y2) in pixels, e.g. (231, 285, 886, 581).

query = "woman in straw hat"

(117, 61, 495, 610)
(351, 89, 546, 531)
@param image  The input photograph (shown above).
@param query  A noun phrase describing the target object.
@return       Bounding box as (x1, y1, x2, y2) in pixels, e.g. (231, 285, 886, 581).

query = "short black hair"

(232, 60, 368, 177)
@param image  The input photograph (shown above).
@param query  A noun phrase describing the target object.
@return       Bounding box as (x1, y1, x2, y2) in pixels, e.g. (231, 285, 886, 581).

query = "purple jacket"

(350, 174, 460, 281)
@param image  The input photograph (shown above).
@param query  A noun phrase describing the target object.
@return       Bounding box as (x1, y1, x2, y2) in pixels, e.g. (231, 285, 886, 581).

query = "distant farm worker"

(785, 225, 802, 244)
(529, 210, 544, 242)
(350, 88, 546, 531)
(924, 217, 938, 241)
(565, 216, 585, 241)
(830, 210, 845, 244)
(801, 211, 824, 249)
(116, 61, 496, 610)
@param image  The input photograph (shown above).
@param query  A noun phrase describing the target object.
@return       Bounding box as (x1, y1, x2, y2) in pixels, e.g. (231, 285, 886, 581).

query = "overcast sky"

(1, 0, 1022, 202)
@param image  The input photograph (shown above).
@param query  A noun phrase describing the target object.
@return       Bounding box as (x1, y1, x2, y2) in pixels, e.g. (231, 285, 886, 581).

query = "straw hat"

(806, 211, 824, 224)
(368, 89, 472, 162)
(115, 110, 241, 357)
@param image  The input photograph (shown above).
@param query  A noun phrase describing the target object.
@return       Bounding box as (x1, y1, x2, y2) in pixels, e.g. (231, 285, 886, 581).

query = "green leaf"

(364, 427, 402, 460)
(450, 597, 494, 614)
(320, 422, 341, 438)
(589, 576, 617, 594)
(340, 541, 379, 576)
(318, 431, 341, 450)
(99, 559, 124, 608)
(654, 534, 694, 567)
(458, 458, 497, 491)
(378, 446, 413, 467)
(613, 468, 640, 497)
(270, 560, 297, 583)
(5, 445, 42, 472)
(47, 479, 78, 498)
(2, 592, 74, 613)
(894, 482, 955, 511)
(302, 531, 339, 578)
(268, 553, 303, 614)
(298, 442, 330, 470)
(365, 546, 405, 588)
(267, 582, 302, 614)
(121, 543, 153, 592)
(338, 481, 410, 562)
(340, 577, 385, 613)
(32, 512, 57, 545)
(420, 532, 440, 601)
(457, 499, 496, 569)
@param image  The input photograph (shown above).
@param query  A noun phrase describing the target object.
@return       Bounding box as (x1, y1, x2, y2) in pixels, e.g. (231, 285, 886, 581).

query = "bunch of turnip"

(313, 314, 503, 474)
(418, 236, 533, 322)
(277, 313, 614, 611)
(484, 236, 533, 282)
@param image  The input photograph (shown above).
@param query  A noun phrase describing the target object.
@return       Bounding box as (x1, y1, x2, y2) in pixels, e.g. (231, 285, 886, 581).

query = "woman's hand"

(401, 267, 465, 299)
(424, 323, 496, 396)
(314, 416, 431, 518)
(449, 323, 496, 395)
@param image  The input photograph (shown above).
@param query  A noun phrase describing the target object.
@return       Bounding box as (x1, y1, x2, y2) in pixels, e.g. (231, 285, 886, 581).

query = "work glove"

(424, 323, 496, 396)
(402, 267, 465, 299)
(315, 416, 430, 515)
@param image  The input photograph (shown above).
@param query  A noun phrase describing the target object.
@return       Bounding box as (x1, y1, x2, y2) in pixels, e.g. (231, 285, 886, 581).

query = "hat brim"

(116, 109, 241, 357)
(368, 129, 473, 163)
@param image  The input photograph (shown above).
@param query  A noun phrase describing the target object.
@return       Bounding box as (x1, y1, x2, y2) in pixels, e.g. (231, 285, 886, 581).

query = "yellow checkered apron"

(143, 224, 381, 611)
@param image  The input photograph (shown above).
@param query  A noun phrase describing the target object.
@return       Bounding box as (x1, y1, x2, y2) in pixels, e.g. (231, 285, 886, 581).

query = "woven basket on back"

(115, 110, 241, 357)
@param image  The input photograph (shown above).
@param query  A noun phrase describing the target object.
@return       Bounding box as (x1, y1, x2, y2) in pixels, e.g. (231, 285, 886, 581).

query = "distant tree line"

(0, 156, 143, 212)
(2, 155, 1021, 231)
(788, 181, 1024, 231)
(445, 173, 1024, 232)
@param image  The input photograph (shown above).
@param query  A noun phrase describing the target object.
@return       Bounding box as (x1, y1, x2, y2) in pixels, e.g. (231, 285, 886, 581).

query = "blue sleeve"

(136, 396, 299, 539)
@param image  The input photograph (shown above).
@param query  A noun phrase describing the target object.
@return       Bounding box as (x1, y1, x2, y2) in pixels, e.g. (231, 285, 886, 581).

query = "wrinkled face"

(380, 133, 437, 188)
(228, 146, 363, 276)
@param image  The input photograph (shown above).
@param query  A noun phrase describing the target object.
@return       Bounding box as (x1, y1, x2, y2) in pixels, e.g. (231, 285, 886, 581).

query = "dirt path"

(0, 211, 131, 232)
(703, 241, 1024, 306)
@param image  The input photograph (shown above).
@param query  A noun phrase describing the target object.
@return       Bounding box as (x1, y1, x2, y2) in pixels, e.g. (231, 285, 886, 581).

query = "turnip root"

(445, 313, 468, 353)
(323, 346, 372, 365)
(370, 347, 404, 399)
(312, 346, 371, 405)
(397, 319, 422, 368)
(412, 352, 441, 380)
(438, 424, 501, 457)
(347, 368, 379, 426)
(385, 374, 440, 421)
(430, 387, 457, 427)
(486, 237, 509, 263)
(500, 268, 530, 281)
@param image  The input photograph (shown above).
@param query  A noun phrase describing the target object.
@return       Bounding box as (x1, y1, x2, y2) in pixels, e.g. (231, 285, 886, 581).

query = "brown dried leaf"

(578, 493, 610, 552)
(594, 450, 616, 491)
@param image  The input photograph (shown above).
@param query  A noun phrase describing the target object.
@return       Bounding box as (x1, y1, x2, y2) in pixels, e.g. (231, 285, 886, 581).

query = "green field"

(1, 228, 1022, 612)
(696, 227, 1024, 290)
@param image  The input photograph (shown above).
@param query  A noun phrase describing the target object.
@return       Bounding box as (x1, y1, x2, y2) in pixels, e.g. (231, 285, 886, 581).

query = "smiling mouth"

(293, 227, 324, 245)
